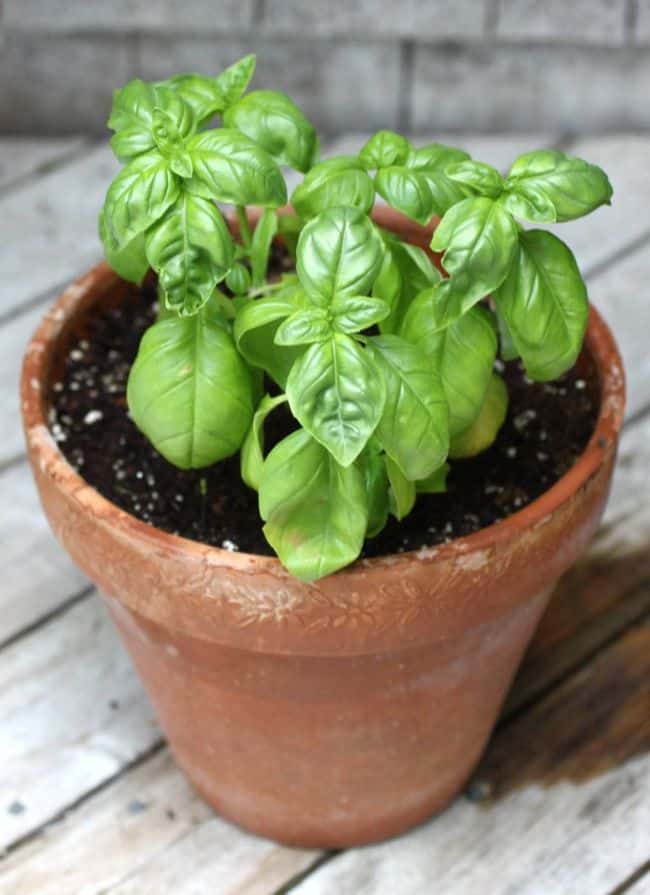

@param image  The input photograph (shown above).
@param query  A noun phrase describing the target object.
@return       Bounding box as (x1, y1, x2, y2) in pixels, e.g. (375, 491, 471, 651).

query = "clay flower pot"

(21, 209, 625, 848)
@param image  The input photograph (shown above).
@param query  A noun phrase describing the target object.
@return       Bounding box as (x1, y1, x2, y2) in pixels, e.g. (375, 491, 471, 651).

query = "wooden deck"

(0, 133, 648, 895)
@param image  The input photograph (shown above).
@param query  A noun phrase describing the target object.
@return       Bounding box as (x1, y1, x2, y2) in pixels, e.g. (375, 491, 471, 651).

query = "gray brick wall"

(1, 0, 649, 135)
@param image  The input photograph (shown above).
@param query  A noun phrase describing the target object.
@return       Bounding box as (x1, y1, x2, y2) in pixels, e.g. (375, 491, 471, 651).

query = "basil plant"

(99, 54, 612, 582)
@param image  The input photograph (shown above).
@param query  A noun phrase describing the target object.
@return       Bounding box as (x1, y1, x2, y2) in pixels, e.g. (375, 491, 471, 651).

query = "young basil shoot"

(100, 56, 613, 582)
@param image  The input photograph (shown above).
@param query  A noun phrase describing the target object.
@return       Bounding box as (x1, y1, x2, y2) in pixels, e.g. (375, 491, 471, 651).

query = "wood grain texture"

(506, 412, 650, 712)
(1, 302, 50, 464)
(0, 144, 117, 317)
(287, 619, 650, 895)
(0, 137, 87, 193)
(626, 872, 650, 894)
(0, 595, 159, 851)
(0, 750, 319, 895)
(0, 460, 88, 646)
(589, 244, 650, 418)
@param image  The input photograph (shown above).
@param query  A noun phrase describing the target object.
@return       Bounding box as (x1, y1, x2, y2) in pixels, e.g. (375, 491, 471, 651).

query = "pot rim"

(21, 224, 626, 588)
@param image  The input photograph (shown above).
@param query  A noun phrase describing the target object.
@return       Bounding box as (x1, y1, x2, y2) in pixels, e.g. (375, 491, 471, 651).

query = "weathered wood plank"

(506, 412, 650, 712)
(287, 618, 650, 895)
(0, 460, 88, 646)
(0, 595, 160, 851)
(626, 872, 650, 895)
(1, 302, 49, 465)
(588, 244, 650, 419)
(0, 137, 87, 193)
(0, 144, 117, 317)
(0, 750, 318, 895)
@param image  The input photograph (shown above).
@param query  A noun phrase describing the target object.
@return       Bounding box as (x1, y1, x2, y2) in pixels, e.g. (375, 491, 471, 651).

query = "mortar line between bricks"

(252, 0, 266, 27)
(624, 0, 639, 45)
(397, 40, 415, 133)
(4, 29, 648, 51)
(484, 0, 500, 35)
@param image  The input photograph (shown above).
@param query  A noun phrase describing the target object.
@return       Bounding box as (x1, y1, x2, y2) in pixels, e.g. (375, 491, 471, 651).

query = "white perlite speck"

(83, 409, 103, 425)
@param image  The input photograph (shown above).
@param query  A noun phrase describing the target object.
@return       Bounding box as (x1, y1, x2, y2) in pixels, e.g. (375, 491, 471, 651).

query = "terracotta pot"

(21, 209, 625, 848)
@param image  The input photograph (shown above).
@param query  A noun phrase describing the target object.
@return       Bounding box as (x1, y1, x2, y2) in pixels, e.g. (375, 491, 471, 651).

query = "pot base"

(105, 586, 552, 848)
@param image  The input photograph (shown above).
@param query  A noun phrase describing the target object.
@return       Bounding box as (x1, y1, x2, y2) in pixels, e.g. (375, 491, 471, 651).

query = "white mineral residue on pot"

(453, 548, 491, 571)
(415, 546, 439, 560)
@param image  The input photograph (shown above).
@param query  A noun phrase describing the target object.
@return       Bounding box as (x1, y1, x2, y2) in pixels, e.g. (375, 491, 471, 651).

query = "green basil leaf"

(277, 213, 303, 258)
(127, 304, 253, 469)
(368, 334, 449, 480)
(496, 309, 519, 361)
(186, 129, 287, 207)
(152, 107, 187, 157)
(214, 53, 257, 109)
(99, 210, 148, 284)
(225, 261, 252, 295)
(331, 295, 389, 333)
(372, 246, 402, 312)
(375, 234, 440, 333)
(259, 429, 368, 581)
(224, 90, 319, 173)
(108, 82, 195, 161)
(159, 56, 256, 125)
(274, 308, 331, 345)
(145, 192, 234, 315)
(359, 130, 411, 169)
(430, 196, 519, 316)
(234, 281, 306, 385)
(296, 206, 384, 306)
(374, 167, 436, 226)
(360, 449, 390, 537)
(170, 152, 193, 179)
(102, 151, 180, 252)
(386, 455, 416, 520)
(446, 160, 504, 198)
(234, 281, 304, 339)
(401, 295, 497, 436)
(374, 143, 470, 225)
(250, 208, 278, 287)
(158, 74, 223, 124)
(241, 392, 287, 490)
(286, 333, 386, 466)
(505, 150, 613, 222)
(493, 229, 589, 380)
(449, 373, 508, 458)
(291, 156, 375, 217)
(499, 184, 557, 224)
(416, 462, 449, 494)
(409, 143, 471, 171)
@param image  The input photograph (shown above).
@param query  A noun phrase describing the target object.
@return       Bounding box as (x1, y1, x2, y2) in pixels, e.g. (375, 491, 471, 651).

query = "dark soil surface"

(49, 258, 599, 558)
